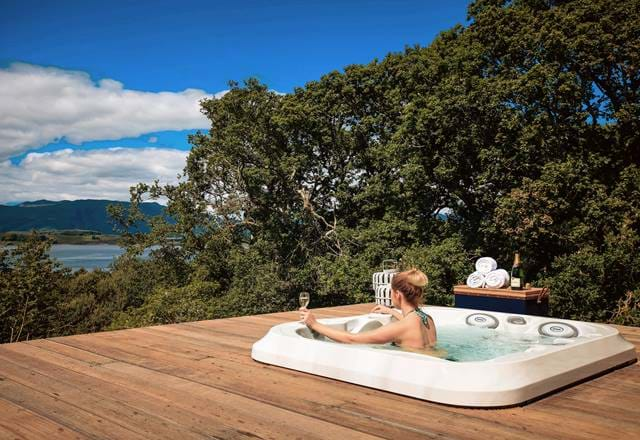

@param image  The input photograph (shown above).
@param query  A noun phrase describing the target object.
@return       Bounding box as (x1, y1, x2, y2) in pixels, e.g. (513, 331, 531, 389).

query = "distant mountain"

(0, 199, 168, 234)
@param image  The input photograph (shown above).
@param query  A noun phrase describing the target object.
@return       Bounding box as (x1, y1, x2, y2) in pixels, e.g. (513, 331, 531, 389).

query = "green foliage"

(0, 233, 70, 342)
(109, 281, 220, 329)
(59, 269, 122, 334)
(304, 254, 374, 307)
(540, 219, 640, 321)
(216, 239, 291, 317)
(401, 236, 471, 306)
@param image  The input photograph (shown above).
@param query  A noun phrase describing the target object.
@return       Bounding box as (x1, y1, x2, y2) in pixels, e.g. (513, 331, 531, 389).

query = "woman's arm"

(371, 304, 403, 321)
(300, 308, 407, 344)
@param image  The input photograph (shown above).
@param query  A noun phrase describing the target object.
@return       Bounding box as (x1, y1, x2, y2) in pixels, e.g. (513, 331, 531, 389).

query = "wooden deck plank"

(0, 343, 380, 440)
(0, 355, 216, 440)
(1, 303, 639, 439)
(0, 379, 150, 440)
(45, 329, 546, 439)
(45, 335, 468, 439)
(0, 398, 85, 440)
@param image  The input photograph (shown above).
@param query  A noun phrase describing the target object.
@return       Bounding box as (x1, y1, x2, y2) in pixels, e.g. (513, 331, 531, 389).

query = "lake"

(48, 244, 129, 271)
(1, 244, 152, 271)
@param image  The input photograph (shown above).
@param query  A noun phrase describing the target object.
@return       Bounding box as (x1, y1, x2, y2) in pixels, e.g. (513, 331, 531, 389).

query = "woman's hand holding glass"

(299, 307, 317, 328)
(298, 291, 316, 327)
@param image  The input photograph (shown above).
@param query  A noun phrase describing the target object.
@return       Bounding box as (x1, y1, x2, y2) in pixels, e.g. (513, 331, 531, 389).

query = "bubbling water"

(432, 325, 558, 362)
(369, 325, 563, 361)
(298, 321, 569, 362)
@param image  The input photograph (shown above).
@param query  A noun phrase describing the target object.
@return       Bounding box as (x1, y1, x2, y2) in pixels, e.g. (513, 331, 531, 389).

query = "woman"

(299, 268, 437, 349)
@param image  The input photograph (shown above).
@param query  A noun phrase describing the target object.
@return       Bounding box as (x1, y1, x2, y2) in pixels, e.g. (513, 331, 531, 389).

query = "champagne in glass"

(299, 291, 310, 308)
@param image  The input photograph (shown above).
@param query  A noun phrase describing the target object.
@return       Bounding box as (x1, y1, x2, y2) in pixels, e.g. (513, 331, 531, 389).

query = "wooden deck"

(0, 303, 639, 439)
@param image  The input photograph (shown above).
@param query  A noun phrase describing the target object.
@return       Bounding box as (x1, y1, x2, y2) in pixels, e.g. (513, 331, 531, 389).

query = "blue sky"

(0, 0, 470, 203)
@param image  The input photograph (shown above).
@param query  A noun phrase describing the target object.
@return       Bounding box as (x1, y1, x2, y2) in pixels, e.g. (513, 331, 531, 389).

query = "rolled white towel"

(466, 271, 486, 288)
(475, 257, 498, 274)
(496, 269, 510, 285)
(485, 270, 507, 288)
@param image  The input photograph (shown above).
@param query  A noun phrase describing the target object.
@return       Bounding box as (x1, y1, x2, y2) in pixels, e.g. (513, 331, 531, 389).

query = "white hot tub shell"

(251, 306, 637, 407)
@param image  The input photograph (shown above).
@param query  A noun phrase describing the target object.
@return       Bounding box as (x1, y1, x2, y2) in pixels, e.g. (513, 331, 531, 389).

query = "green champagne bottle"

(510, 252, 525, 290)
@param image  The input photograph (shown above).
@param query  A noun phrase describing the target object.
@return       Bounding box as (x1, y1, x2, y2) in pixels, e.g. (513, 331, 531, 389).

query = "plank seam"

(0, 355, 224, 440)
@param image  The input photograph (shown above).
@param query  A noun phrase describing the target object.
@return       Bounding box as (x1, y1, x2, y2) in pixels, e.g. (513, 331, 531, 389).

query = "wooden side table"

(453, 285, 550, 316)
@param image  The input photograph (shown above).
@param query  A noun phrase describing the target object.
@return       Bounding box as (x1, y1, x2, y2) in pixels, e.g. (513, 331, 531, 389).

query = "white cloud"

(0, 147, 188, 203)
(0, 63, 227, 160)
(148, 136, 158, 143)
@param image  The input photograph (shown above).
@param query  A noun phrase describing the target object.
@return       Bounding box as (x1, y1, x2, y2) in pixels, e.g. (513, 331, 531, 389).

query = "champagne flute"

(299, 291, 317, 335)
(299, 291, 310, 308)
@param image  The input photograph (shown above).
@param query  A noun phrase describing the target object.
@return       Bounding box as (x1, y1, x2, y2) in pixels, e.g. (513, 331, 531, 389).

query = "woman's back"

(393, 309, 437, 349)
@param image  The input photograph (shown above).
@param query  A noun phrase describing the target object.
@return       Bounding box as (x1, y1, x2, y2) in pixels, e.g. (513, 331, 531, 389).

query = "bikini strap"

(414, 307, 431, 329)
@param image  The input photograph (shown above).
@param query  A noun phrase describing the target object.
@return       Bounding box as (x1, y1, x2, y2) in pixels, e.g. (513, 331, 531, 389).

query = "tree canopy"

(119, 0, 638, 322)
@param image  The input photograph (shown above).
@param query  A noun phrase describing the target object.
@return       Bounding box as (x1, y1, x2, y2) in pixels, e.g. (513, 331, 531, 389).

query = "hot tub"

(251, 306, 637, 407)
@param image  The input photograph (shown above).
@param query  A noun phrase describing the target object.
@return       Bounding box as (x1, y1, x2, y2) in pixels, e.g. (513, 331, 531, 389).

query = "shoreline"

(0, 230, 122, 246)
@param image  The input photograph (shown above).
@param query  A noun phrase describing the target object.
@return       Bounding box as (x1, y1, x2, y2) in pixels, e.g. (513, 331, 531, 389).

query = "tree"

(111, 0, 639, 324)
(0, 233, 70, 342)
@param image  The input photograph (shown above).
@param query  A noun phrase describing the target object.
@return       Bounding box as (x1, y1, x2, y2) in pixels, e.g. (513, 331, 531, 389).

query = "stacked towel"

(466, 271, 486, 288)
(466, 258, 510, 289)
(485, 269, 510, 288)
(475, 257, 497, 274)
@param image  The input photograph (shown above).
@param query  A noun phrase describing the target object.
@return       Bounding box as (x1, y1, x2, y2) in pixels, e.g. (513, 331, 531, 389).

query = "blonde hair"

(391, 268, 429, 305)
